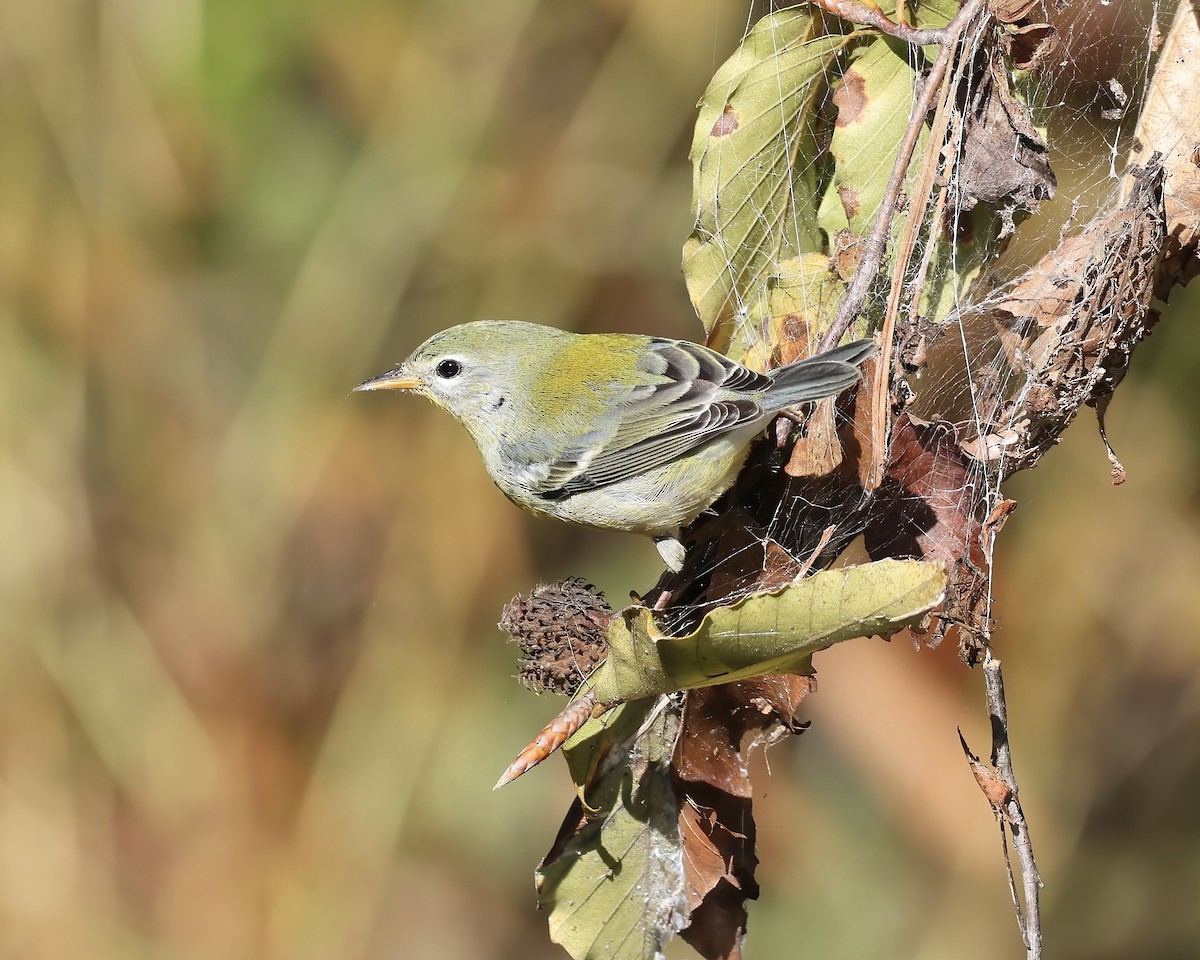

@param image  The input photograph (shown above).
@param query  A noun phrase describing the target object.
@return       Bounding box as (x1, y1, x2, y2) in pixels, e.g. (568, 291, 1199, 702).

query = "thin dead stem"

(982, 651, 1043, 960)
(808, 0, 954, 45)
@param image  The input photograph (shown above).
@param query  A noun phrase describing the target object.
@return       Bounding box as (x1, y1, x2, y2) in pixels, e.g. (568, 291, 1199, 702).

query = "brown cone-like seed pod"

(499, 579, 612, 696)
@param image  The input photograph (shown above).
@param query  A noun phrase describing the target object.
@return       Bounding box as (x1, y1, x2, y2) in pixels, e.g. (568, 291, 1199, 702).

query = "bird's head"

(355, 320, 565, 430)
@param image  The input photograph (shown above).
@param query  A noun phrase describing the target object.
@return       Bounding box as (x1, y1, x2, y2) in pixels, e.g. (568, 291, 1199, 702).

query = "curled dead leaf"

(1006, 22, 1059, 71)
(863, 414, 989, 657)
(989, 0, 1038, 23)
(948, 45, 1055, 227)
(1124, 0, 1200, 292)
(675, 676, 814, 959)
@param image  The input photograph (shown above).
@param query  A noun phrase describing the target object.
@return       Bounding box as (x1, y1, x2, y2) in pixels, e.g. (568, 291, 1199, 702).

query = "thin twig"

(809, 0, 953, 46)
(983, 651, 1043, 960)
(793, 524, 835, 580)
(819, 0, 990, 355)
(864, 3, 990, 489)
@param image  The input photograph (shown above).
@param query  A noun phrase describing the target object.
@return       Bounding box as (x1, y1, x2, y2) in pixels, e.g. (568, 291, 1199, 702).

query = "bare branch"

(808, 0, 956, 45)
(961, 653, 1043, 959)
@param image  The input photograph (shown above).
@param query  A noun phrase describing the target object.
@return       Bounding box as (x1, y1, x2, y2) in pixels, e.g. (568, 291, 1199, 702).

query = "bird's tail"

(764, 338, 877, 410)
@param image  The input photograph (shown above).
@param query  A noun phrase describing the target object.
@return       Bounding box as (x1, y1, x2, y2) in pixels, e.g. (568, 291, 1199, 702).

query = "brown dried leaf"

(992, 228, 1100, 346)
(985, 159, 1166, 475)
(675, 676, 814, 960)
(958, 730, 1014, 818)
(786, 354, 876, 485)
(1124, 0, 1200, 293)
(989, 0, 1038, 24)
(830, 229, 865, 281)
(1006, 22, 1059, 72)
(758, 540, 804, 594)
(784, 399, 843, 479)
(949, 46, 1056, 224)
(865, 415, 981, 569)
(693, 518, 799, 617)
(863, 414, 988, 655)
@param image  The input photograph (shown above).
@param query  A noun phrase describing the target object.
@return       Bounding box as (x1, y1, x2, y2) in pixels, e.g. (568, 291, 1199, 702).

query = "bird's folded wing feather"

(534, 340, 771, 499)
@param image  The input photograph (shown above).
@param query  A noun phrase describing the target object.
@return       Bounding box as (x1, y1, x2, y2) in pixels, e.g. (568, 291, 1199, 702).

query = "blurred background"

(1, 1, 1197, 958)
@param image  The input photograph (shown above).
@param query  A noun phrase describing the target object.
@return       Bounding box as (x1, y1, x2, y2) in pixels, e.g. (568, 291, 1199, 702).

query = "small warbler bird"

(356, 321, 874, 570)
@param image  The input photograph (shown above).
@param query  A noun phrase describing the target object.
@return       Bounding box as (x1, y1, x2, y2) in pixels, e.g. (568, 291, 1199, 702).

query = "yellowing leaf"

(820, 35, 924, 237)
(740, 252, 847, 370)
(590, 558, 946, 706)
(683, 10, 852, 361)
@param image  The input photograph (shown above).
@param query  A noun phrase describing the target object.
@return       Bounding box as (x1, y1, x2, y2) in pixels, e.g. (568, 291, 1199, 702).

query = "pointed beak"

(354, 368, 424, 392)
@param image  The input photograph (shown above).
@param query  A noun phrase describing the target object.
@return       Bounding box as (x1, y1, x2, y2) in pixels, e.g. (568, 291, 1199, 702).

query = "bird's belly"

(530, 433, 753, 536)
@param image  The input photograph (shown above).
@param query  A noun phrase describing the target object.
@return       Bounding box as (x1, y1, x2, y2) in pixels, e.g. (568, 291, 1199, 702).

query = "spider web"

(529, 5, 1189, 954)
(647, 0, 1175, 649)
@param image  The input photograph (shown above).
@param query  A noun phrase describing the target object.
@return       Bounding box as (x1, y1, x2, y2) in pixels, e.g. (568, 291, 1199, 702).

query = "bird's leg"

(653, 535, 686, 572)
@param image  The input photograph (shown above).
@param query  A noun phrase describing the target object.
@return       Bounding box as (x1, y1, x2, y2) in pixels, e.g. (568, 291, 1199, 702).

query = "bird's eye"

(436, 359, 462, 379)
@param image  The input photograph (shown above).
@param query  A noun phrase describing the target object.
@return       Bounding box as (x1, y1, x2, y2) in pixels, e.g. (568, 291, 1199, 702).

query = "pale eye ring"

(436, 358, 462, 379)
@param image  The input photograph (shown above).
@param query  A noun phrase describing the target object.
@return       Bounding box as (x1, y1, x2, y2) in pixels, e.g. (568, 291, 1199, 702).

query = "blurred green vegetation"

(1, 2, 1197, 959)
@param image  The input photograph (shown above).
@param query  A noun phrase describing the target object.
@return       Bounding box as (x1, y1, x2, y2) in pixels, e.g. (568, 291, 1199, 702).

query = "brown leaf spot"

(837, 184, 860, 222)
(831, 69, 866, 127)
(711, 105, 740, 138)
(831, 230, 864, 281)
(776, 315, 812, 366)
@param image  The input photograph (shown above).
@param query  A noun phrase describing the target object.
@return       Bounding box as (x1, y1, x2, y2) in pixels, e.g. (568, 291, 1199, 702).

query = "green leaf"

(590, 559, 946, 706)
(812, 0, 1004, 327)
(536, 700, 685, 960)
(683, 9, 852, 361)
(686, 1, 998, 354)
(741, 251, 847, 369)
(819, 35, 923, 239)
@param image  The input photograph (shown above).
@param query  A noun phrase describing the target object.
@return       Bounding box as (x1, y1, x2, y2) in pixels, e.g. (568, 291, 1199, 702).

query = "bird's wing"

(533, 340, 771, 499)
